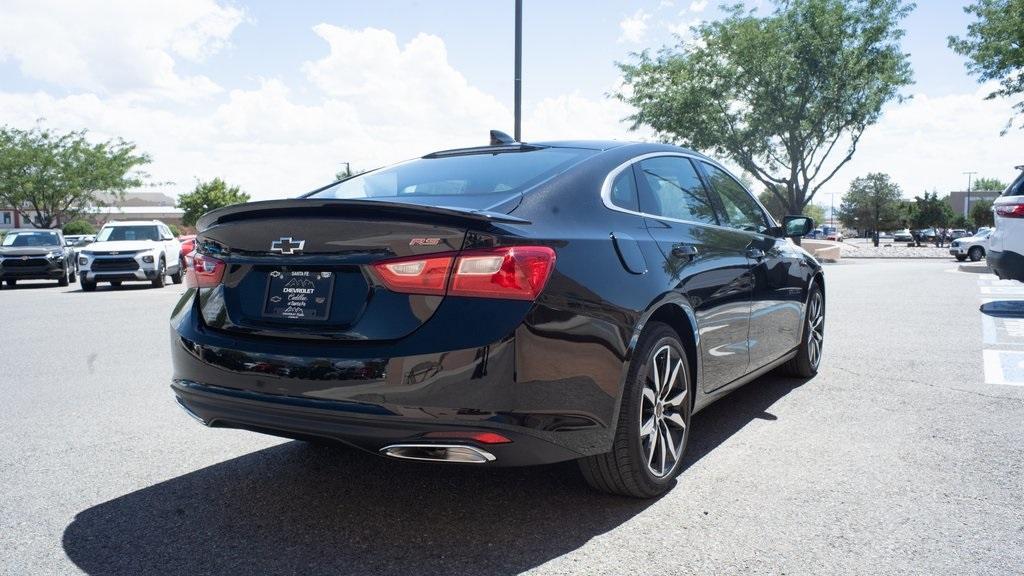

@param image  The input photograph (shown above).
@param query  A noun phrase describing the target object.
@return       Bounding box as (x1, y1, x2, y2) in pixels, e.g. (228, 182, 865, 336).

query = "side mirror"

(781, 215, 814, 238)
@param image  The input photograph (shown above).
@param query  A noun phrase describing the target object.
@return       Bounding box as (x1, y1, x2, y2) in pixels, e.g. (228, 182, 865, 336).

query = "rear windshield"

(98, 225, 160, 242)
(310, 147, 595, 200)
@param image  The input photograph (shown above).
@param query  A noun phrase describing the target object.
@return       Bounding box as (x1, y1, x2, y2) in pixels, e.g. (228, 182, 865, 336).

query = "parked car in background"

(822, 225, 843, 242)
(915, 228, 938, 243)
(0, 228, 77, 288)
(170, 137, 826, 498)
(949, 229, 970, 240)
(77, 220, 183, 291)
(178, 235, 196, 270)
(877, 231, 894, 242)
(989, 167, 1024, 282)
(805, 228, 824, 240)
(950, 229, 991, 262)
(894, 229, 914, 243)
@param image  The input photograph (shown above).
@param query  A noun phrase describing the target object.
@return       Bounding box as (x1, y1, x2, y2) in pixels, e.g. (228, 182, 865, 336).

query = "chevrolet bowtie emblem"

(270, 237, 305, 255)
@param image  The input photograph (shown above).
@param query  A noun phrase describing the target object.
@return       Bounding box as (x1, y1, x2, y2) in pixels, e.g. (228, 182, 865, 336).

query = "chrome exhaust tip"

(380, 444, 496, 464)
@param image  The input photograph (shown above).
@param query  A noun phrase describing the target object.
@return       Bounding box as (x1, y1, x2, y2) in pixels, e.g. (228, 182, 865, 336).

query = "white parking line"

(983, 350, 1024, 386)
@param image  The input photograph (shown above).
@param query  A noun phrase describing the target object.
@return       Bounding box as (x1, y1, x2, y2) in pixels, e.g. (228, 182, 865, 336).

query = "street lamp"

(963, 171, 977, 217)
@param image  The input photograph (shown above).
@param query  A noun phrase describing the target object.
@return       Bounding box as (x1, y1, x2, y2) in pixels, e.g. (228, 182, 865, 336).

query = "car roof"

(102, 218, 162, 225)
(422, 139, 707, 157)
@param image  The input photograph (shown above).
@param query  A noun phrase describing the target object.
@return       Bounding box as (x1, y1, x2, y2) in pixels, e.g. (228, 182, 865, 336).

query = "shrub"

(63, 220, 96, 235)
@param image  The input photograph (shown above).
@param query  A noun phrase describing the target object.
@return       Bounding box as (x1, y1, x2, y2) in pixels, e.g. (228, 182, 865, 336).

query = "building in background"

(0, 208, 21, 230)
(947, 190, 1002, 217)
(86, 191, 184, 229)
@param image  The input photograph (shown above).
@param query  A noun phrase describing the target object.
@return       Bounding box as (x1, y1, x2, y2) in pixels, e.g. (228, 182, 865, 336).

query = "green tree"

(335, 164, 365, 181)
(949, 0, 1024, 131)
(836, 173, 904, 233)
(972, 177, 1007, 192)
(951, 214, 974, 230)
(911, 191, 954, 228)
(618, 0, 914, 216)
(758, 190, 825, 224)
(176, 178, 250, 228)
(971, 198, 995, 227)
(62, 220, 96, 235)
(0, 124, 150, 228)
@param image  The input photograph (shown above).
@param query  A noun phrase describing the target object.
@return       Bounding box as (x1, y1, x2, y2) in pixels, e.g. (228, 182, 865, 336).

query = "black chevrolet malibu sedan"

(0, 228, 77, 288)
(170, 137, 824, 497)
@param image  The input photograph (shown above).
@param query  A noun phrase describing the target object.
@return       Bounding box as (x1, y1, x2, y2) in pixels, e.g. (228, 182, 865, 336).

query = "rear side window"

(609, 169, 639, 211)
(311, 147, 595, 199)
(635, 156, 717, 225)
(701, 162, 770, 234)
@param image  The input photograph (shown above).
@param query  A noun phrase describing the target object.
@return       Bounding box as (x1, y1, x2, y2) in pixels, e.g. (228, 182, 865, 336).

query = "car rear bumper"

(171, 379, 585, 466)
(169, 297, 618, 465)
(988, 249, 1024, 282)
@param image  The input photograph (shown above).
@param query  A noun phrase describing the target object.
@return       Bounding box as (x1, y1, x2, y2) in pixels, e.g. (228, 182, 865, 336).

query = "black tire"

(781, 282, 825, 378)
(969, 246, 984, 262)
(68, 267, 77, 283)
(5, 279, 15, 287)
(955, 255, 967, 262)
(152, 258, 166, 288)
(58, 272, 68, 287)
(81, 278, 96, 292)
(578, 321, 692, 498)
(170, 261, 184, 285)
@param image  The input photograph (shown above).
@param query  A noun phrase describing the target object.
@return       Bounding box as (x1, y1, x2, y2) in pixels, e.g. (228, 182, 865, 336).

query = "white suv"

(989, 168, 1024, 282)
(77, 220, 183, 291)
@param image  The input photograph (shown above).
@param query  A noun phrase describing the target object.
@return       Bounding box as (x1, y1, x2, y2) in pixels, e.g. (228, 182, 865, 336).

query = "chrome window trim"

(600, 151, 778, 236)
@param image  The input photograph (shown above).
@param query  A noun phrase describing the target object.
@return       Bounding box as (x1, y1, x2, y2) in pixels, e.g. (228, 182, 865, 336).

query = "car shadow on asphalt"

(61, 373, 808, 576)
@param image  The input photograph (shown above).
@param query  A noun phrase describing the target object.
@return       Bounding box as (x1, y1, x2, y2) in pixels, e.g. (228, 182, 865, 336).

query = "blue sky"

(0, 0, 1020, 204)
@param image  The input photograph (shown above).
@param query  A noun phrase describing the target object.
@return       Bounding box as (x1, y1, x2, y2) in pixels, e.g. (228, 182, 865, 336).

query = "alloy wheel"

(807, 290, 825, 369)
(639, 344, 688, 478)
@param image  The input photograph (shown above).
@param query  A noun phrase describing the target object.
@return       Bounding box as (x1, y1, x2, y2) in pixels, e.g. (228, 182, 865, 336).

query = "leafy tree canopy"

(0, 124, 150, 228)
(972, 176, 1008, 191)
(911, 191, 954, 228)
(177, 178, 250, 228)
(836, 172, 904, 232)
(618, 0, 914, 215)
(949, 0, 1024, 131)
(971, 198, 995, 227)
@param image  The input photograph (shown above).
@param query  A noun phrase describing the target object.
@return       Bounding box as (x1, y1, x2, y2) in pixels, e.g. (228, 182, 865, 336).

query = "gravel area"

(836, 237, 954, 259)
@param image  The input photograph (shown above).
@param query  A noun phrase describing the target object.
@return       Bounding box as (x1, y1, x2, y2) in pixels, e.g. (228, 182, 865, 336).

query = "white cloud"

(525, 91, 648, 143)
(0, 0, 243, 99)
(618, 10, 651, 44)
(688, 0, 709, 12)
(0, 26, 520, 201)
(814, 83, 1024, 201)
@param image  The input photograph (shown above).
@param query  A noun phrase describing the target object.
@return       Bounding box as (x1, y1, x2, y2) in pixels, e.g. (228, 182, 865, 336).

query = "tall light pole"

(963, 171, 977, 217)
(514, 0, 523, 141)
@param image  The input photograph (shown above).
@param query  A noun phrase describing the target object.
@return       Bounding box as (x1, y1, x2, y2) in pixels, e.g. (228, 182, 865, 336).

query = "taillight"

(186, 252, 225, 288)
(371, 255, 453, 295)
(995, 203, 1024, 218)
(450, 246, 556, 300)
(372, 246, 556, 301)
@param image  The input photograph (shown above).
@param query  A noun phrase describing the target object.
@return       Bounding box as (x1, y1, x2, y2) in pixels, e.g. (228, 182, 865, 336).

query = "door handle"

(671, 243, 699, 259)
(746, 248, 766, 260)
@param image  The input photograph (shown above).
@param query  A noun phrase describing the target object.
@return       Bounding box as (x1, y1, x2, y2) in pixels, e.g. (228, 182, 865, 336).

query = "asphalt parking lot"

(2, 260, 1023, 575)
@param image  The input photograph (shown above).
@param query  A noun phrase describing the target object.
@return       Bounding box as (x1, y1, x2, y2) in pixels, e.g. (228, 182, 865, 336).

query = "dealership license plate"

(263, 270, 335, 321)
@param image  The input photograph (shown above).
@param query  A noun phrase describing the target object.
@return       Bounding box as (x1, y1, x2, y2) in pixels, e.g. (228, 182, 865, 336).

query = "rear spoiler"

(196, 198, 531, 232)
